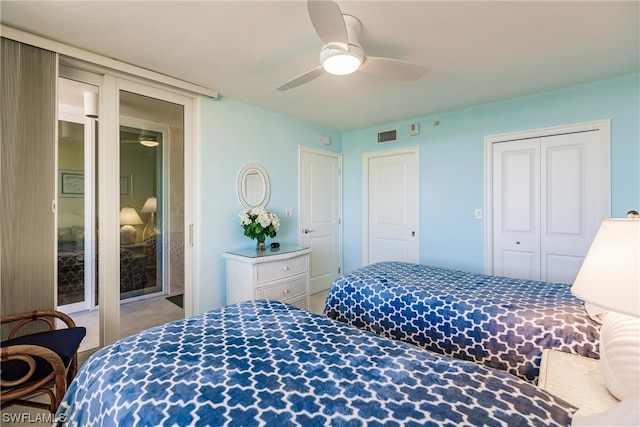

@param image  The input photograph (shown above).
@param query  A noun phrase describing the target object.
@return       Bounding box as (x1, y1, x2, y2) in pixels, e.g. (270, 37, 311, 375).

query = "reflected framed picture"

(59, 170, 84, 198)
(120, 174, 133, 197)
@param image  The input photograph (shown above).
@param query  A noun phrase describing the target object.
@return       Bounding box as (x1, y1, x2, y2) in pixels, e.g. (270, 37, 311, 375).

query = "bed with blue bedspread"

(56, 300, 576, 426)
(324, 262, 600, 383)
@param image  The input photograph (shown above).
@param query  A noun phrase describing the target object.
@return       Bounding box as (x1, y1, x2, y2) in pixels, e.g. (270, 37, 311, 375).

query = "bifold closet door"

(539, 131, 602, 283)
(493, 130, 602, 283)
(492, 139, 541, 280)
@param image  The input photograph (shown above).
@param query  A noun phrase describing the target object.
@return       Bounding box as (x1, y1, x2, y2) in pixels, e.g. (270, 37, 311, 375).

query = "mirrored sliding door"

(57, 75, 99, 353)
(57, 64, 193, 350)
(118, 89, 185, 338)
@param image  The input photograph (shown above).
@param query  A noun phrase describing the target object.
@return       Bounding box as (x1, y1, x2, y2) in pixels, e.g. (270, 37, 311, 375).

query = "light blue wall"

(342, 73, 639, 275)
(197, 73, 638, 313)
(198, 97, 341, 312)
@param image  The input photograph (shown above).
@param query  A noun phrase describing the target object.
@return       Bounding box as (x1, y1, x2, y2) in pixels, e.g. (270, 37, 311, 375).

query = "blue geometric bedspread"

(56, 300, 576, 426)
(324, 262, 600, 383)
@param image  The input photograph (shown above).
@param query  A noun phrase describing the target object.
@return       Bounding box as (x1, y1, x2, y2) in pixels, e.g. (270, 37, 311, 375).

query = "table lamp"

(570, 216, 639, 423)
(141, 196, 158, 241)
(119, 206, 143, 245)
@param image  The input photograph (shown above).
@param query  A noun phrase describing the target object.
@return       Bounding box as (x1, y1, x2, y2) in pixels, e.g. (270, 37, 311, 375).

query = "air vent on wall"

(377, 129, 397, 144)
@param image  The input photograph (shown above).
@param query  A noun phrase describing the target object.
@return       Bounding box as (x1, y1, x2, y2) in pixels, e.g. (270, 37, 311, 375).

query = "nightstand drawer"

(255, 275, 307, 301)
(256, 257, 307, 283)
(285, 295, 308, 311)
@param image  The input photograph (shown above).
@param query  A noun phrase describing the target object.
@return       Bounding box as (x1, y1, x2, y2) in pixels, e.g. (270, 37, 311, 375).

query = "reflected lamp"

(141, 196, 158, 241)
(119, 206, 143, 245)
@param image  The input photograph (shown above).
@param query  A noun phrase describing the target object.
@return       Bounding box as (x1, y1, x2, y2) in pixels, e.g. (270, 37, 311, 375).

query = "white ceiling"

(2, 1, 638, 132)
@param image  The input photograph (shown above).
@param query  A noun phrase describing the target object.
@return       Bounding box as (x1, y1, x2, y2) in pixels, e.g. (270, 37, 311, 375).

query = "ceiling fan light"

(138, 129, 159, 147)
(322, 53, 361, 75)
(138, 136, 159, 147)
(320, 45, 363, 76)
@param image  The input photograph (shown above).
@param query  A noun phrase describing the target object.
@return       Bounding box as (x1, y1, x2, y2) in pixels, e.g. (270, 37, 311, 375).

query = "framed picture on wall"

(59, 170, 84, 198)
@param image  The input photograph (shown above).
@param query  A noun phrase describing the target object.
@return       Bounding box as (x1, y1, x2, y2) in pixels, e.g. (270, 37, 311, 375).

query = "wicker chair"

(1, 310, 86, 412)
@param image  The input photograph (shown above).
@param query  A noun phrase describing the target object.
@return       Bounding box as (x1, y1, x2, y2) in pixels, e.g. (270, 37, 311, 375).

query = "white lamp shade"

(141, 197, 157, 213)
(571, 218, 640, 318)
(119, 207, 143, 226)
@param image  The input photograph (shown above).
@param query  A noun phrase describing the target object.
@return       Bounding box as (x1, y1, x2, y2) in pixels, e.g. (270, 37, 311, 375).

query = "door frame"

(362, 146, 420, 266)
(483, 119, 611, 275)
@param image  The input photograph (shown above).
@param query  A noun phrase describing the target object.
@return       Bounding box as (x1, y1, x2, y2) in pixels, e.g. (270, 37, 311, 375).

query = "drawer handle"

(282, 289, 290, 294)
(282, 266, 290, 271)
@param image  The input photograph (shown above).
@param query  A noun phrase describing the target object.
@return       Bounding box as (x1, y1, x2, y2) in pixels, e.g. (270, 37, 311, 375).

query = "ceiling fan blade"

(359, 57, 428, 81)
(307, 0, 348, 51)
(277, 66, 325, 91)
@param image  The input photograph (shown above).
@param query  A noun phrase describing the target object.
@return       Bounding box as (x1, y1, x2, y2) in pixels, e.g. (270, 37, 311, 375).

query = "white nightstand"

(223, 245, 311, 310)
(538, 349, 619, 415)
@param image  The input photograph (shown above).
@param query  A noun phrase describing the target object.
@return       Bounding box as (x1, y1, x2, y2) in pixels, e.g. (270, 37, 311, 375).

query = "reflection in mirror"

(242, 172, 264, 207)
(237, 163, 270, 208)
(119, 89, 185, 341)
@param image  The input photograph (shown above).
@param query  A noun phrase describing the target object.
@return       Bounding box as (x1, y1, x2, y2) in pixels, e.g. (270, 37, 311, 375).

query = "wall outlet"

(285, 208, 293, 217)
(475, 209, 483, 219)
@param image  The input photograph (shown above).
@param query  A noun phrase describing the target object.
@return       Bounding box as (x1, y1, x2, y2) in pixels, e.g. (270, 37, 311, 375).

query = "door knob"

(303, 228, 315, 234)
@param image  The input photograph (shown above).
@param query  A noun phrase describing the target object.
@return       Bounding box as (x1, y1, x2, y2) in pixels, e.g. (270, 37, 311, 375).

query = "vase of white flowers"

(239, 207, 280, 250)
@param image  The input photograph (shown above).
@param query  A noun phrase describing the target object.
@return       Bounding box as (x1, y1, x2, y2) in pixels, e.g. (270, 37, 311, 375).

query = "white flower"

(239, 210, 251, 226)
(270, 213, 280, 230)
(238, 207, 280, 240)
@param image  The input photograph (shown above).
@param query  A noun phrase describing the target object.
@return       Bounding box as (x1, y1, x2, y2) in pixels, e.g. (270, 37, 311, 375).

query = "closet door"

(540, 131, 602, 283)
(492, 139, 541, 280)
(492, 130, 603, 282)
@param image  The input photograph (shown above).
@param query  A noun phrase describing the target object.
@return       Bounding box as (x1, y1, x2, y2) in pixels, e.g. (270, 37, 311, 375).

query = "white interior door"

(492, 126, 608, 282)
(299, 147, 342, 294)
(364, 148, 420, 265)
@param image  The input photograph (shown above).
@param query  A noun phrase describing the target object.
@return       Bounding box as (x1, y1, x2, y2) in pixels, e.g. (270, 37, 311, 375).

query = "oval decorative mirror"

(236, 163, 270, 209)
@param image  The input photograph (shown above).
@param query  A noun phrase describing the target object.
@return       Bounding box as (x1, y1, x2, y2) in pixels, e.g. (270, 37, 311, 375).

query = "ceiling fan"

(277, 0, 428, 91)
